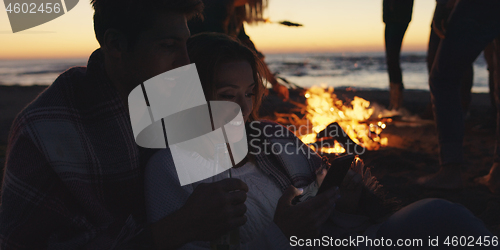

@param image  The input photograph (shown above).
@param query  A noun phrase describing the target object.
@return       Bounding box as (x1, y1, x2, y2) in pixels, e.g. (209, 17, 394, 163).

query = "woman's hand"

(334, 169, 364, 214)
(274, 185, 340, 238)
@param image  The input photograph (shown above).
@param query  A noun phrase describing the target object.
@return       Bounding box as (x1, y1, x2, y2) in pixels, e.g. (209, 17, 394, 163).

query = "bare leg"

(418, 0, 500, 190)
(475, 163, 500, 194)
(385, 22, 409, 110)
(475, 37, 500, 194)
(417, 164, 463, 190)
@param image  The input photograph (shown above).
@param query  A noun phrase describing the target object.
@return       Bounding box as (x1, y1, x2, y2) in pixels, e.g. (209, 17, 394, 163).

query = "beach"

(1, 85, 499, 235)
(264, 87, 500, 235)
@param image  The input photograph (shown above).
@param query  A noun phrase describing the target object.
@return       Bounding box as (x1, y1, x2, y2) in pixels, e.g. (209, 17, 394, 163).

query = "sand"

(0, 85, 48, 163)
(263, 87, 500, 235)
(1, 85, 499, 235)
(0, 85, 48, 144)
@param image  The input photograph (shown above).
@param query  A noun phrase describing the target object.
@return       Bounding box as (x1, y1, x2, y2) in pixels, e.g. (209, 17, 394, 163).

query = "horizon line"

(0, 49, 429, 60)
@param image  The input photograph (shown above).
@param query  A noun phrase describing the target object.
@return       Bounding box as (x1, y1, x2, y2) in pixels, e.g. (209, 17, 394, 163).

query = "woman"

(145, 33, 495, 249)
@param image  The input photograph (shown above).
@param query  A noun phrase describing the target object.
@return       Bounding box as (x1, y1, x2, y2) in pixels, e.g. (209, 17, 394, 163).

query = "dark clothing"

(0, 50, 152, 248)
(484, 42, 496, 113)
(492, 38, 500, 163)
(385, 22, 409, 86)
(429, 0, 500, 165)
(383, 0, 414, 88)
(383, 0, 414, 24)
(188, 1, 261, 56)
(377, 199, 495, 249)
(427, 28, 474, 112)
(188, 0, 244, 38)
(188, 0, 232, 35)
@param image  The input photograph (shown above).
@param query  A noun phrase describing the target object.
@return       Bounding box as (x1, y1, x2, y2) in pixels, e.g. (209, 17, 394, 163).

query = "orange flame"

(320, 141, 347, 154)
(298, 86, 387, 151)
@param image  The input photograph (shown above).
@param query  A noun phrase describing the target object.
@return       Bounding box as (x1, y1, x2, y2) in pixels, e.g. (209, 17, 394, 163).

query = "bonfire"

(275, 86, 389, 154)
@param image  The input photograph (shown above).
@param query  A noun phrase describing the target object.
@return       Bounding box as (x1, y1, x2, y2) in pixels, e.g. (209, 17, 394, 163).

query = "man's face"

(121, 11, 191, 89)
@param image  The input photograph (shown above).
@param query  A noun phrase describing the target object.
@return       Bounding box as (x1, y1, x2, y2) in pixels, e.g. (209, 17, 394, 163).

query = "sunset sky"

(0, 0, 436, 59)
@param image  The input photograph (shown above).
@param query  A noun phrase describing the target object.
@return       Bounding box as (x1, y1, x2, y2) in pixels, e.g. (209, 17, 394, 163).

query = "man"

(418, 0, 500, 192)
(0, 0, 250, 248)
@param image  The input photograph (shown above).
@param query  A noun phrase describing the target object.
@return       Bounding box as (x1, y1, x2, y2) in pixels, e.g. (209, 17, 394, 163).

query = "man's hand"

(150, 178, 248, 249)
(274, 185, 340, 238)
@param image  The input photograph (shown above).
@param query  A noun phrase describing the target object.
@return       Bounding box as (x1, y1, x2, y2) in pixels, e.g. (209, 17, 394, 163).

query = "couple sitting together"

(144, 32, 495, 249)
(0, 0, 495, 249)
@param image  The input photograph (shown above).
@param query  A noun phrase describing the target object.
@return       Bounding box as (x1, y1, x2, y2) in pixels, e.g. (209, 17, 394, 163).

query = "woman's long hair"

(187, 32, 267, 122)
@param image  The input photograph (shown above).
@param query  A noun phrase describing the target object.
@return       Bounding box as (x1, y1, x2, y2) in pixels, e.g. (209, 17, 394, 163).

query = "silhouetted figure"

(484, 42, 497, 115)
(417, 0, 500, 193)
(383, 0, 414, 110)
(0, 0, 254, 248)
(427, 0, 473, 115)
(425, 1, 496, 121)
(189, 0, 290, 101)
(475, 37, 500, 194)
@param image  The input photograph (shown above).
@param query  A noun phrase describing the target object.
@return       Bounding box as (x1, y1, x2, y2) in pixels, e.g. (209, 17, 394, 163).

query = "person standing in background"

(417, 0, 500, 193)
(424, 0, 496, 122)
(484, 42, 497, 116)
(383, 0, 414, 110)
(427, 0, 474, 117)
(189, 0, 290, 101)
(475, 38, 500, 194)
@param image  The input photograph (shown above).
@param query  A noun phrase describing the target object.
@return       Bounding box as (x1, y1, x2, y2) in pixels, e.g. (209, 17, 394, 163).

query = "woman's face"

(215, 60, 255, 123)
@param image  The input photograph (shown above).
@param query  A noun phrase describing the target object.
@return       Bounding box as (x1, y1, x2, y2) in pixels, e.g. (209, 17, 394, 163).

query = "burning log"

(270, 86, 390, 154)
(299, 86, 388, 153)
(315, 122, 366, 154)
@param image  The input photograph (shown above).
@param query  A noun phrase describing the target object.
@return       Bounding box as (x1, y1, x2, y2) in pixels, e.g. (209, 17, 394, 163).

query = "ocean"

(0, 52, 491, 93)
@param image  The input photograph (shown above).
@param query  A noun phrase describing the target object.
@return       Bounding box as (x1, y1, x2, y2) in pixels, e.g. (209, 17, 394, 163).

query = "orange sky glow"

(0, 0, 435, 59)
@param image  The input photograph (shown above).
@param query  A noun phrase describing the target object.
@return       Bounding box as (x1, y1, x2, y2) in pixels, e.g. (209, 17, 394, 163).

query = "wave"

(0, 53, 490, 93)
(16, 69, 70, 76)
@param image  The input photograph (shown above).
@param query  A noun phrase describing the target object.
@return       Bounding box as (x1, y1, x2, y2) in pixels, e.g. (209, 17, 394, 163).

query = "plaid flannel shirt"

(0, 49, 151, 249)
(0, 49, 326, 249)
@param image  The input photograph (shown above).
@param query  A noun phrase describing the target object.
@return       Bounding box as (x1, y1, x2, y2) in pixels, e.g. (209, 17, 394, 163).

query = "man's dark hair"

(91, 0, 203, 48)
